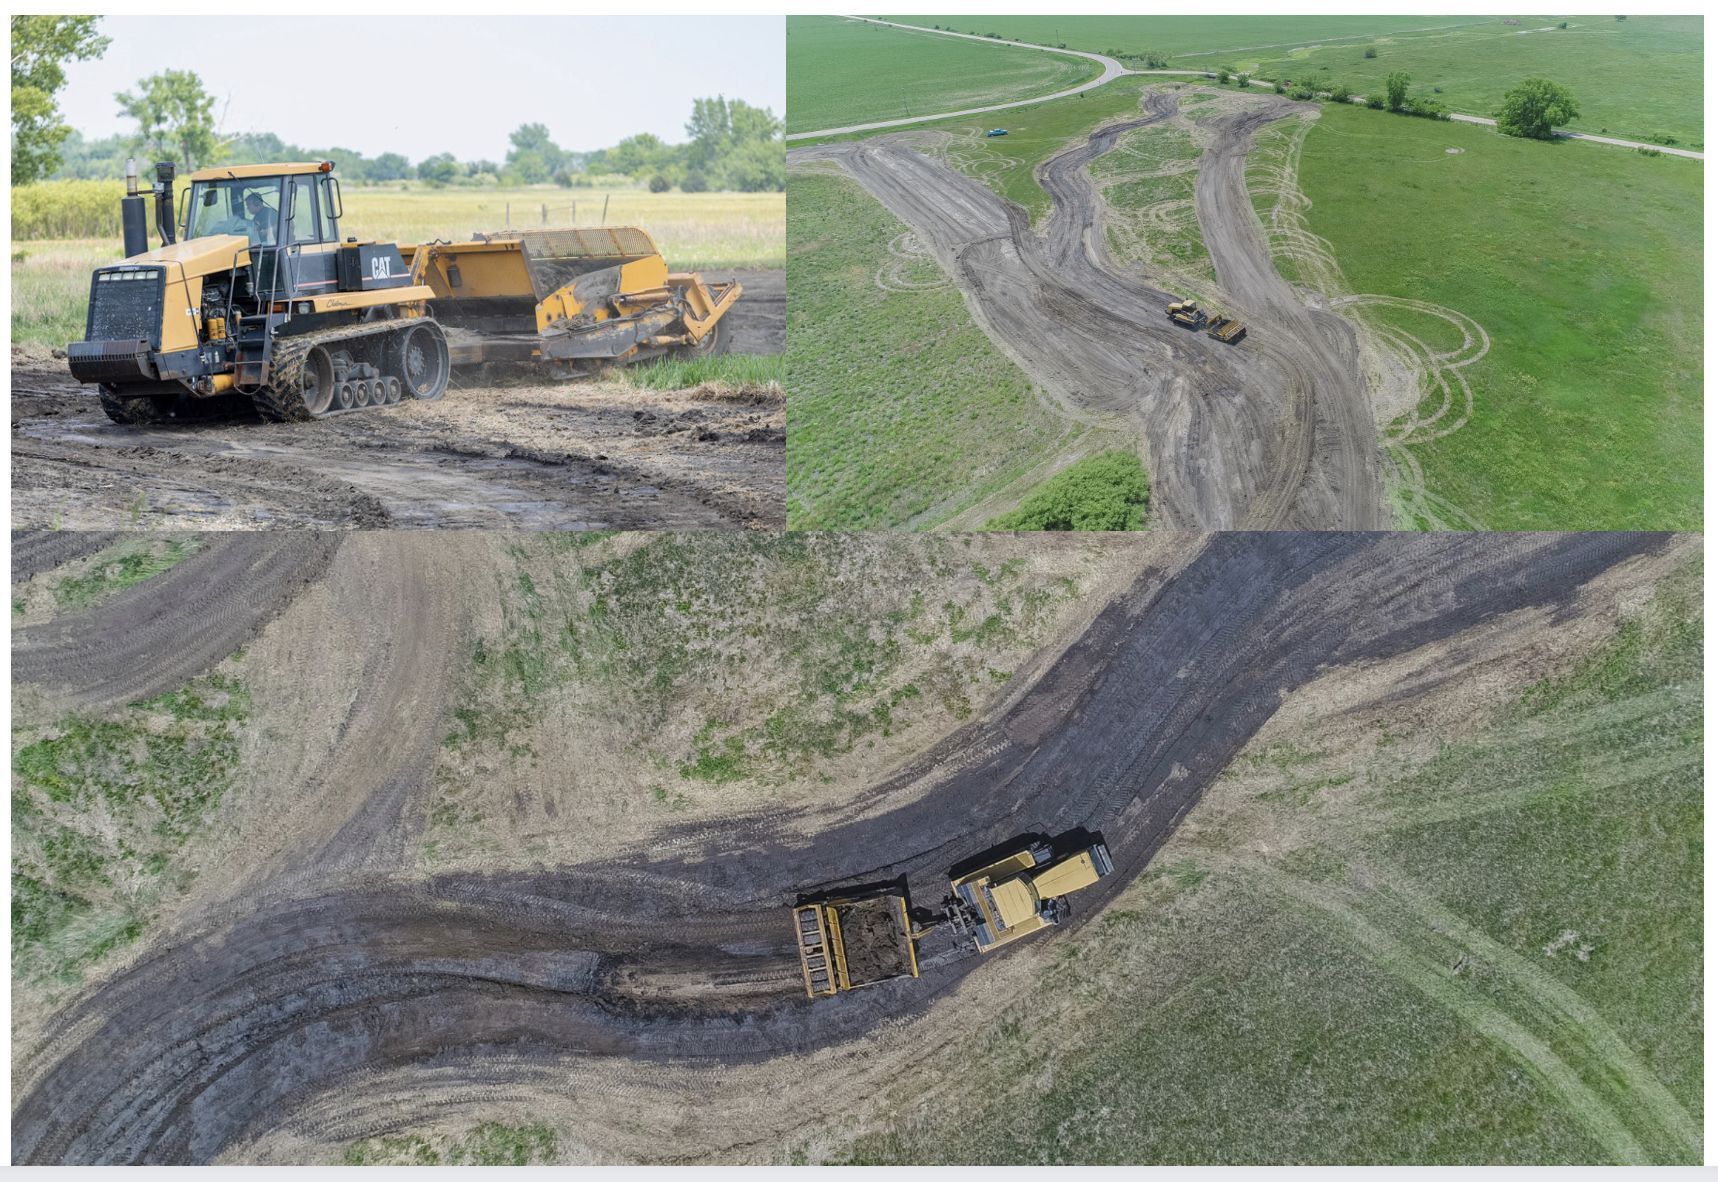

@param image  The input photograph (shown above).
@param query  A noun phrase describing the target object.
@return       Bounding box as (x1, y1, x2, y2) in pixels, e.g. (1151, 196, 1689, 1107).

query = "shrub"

(12, 179, 121, 239)
(1217, 68, 1231, 83)
(1363, 46, 1378, 59)
(1365, 94, 1386, 110)
(648, 174, 671, 193)
(1236, 73, 1250, 88)
(1290, 83, 1317, 100)
(986, 452, 1150, 532)
(1327, 82, 1352, 104)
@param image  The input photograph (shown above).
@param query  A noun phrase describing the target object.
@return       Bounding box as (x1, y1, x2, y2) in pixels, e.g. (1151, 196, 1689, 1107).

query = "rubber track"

(249, 321, 430, 424)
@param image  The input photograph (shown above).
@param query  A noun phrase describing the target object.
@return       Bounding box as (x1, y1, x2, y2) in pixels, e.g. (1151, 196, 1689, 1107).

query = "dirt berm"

(9, 531, 1674, 1164)
(10, 270, 784, 531)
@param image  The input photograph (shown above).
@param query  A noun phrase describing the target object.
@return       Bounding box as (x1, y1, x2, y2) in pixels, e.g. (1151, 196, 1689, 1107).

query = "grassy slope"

(1288, 104, 1701, 530)
(786, 16, 1098, 135)
(1250, 16, 1703, 148)
(880, 15, 1498, 59)
(831, 555, 1702, 1165)
(786, 171, 1077, 529)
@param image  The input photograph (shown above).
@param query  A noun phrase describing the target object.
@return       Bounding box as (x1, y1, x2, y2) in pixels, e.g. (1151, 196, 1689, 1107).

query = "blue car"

(985, 128, 1008, 137)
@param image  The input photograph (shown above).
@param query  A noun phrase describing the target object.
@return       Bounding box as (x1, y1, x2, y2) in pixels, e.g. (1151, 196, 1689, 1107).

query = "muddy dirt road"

(11, 531, 1670, 1164)
(9, 271, 784, 532)
(791, 94, 1387, 530)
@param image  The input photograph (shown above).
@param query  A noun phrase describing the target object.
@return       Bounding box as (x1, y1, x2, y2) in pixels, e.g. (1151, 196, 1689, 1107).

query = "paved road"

(791, 16, 1704, 161)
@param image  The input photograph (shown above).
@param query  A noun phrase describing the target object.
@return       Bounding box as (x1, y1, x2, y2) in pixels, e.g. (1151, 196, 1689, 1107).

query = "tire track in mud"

(11, 533, 341, 714)
(10, 531, 1672, 1164)
(790, 89, 1388, 530)
(10, 530, 121, 582)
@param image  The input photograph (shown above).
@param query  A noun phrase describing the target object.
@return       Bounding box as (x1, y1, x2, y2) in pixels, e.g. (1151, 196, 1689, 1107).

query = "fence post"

(541, 203, 547, 225)
(505, 202, 510, 227)
(601, 194, 610, 225)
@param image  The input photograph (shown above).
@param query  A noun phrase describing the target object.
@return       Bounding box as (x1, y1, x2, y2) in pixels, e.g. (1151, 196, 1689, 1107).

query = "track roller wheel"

(391, 322, 450, 402)
(334, 381, 356, 412)
(98, 385, 177, 426)
(353, 378, 373, 408)
(381, 376, 402, 405)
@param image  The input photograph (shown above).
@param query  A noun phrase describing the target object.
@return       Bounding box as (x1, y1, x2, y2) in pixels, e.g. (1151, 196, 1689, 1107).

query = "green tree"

(715, 137, 785, 193)
(607, 132, 673, 181)
(504, 122, 564, 183)
(11, 16, 109, 184)
(1384, 71, 1410, 112)
(1327, 81, 1352, 104)
(371, 152, 411, 182)
(1495, 76, 1580, 140)
(415, 152, 461, 187)
(115, 69, 221, 172)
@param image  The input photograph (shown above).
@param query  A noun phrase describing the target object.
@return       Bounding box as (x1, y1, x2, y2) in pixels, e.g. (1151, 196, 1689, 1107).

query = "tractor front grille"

(85, 266, 165, 347)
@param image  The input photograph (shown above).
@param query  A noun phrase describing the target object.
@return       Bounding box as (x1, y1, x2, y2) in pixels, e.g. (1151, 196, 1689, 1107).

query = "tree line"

(12, 17, 784, 191)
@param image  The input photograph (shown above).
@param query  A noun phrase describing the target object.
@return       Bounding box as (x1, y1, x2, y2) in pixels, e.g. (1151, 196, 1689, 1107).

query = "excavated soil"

(9, 270, 784, 531)
(9, 529, 1685, 1165)
(790, 93, 1387, 530)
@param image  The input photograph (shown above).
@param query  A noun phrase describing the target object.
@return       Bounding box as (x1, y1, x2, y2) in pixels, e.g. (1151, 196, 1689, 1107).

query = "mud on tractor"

(69, 160, 740, 425)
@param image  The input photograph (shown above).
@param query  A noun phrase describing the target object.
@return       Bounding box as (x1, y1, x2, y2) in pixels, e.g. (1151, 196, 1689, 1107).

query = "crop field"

(1248, 16, 1702, 149)
(786, 15, 1099, 134)
(786, 169, 1116, 530)
(827, 551, 1702, 1165)
(1256, 102, 1702, 531)
(9, 186, 783, 349)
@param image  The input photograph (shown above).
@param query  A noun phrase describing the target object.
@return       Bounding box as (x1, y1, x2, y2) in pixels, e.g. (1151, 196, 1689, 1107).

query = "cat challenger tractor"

(69, 160, 740, 424)
(792, 836, 1116, 999)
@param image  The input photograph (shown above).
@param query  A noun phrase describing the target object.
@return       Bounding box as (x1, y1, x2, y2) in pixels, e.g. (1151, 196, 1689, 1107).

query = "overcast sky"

(58, 16, 785, 160)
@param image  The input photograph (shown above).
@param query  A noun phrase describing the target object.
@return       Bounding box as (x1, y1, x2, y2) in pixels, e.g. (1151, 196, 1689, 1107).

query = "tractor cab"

(182, 162, 342, 249)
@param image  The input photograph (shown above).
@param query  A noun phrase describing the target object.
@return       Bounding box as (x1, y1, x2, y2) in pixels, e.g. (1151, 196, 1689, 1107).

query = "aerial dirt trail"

(11, 533, 341, 714)
(791, 91, 1388, 529)
(10, 531, 1669, 1165)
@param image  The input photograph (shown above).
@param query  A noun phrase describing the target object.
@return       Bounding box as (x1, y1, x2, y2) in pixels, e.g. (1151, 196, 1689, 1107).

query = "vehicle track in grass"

(10, 531, 1672, 1164)
(790, 90, 1388, 529)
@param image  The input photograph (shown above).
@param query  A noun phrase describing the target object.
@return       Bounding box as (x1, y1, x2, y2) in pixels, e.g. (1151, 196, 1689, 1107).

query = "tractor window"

(287, 178, 320, 245)
(318, 175, 340, 241)
(185, 178, 283, 246)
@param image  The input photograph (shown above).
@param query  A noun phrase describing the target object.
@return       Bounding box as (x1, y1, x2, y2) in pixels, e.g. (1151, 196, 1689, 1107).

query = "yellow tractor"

(1166, 298, 1207, 329)
(68, 159, 740, 424)
(946, 839, 1114, 952)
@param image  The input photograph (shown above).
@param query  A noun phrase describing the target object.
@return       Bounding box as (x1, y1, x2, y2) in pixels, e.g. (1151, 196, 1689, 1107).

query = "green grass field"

(823, 554, 1702, 1165)
(1281, 104, 1702, 530)
(1250, 16, 1703, 148)
(786, 170, 1089, 529)
(787, 15, 1099, 135)
(9, 187, 782, 349)
(881, 14, 1501, 60)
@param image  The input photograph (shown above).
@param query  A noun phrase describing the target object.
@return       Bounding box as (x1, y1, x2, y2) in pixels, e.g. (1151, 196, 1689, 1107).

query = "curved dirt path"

(11, 533, 341, 714)
(10, 531, 1669, 1164)
(792, 90, 1388, 528)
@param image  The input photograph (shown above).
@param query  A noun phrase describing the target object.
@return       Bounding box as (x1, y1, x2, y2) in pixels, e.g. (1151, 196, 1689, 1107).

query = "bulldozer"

(946, 839, 1114, 953)
(68, 159, 740, 424)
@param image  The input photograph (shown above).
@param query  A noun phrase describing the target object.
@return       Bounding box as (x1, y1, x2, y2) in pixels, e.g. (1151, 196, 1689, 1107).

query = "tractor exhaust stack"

(121, 159, 149, 258)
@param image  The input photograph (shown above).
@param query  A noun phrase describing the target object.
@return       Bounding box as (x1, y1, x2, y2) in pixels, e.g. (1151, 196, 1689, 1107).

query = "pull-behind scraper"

(68, 160, 740, 424)
(792, 838, 1115, 999)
